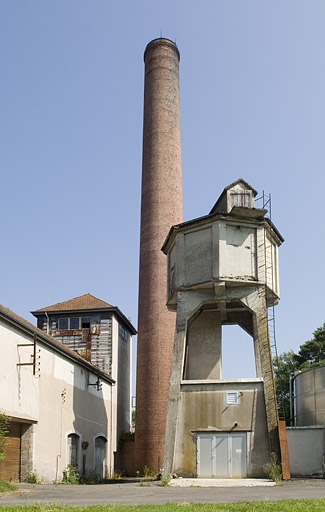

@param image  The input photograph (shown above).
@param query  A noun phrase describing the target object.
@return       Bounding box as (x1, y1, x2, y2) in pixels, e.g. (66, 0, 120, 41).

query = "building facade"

(0, 305, 115, 483)
(31, 293, 136, 443)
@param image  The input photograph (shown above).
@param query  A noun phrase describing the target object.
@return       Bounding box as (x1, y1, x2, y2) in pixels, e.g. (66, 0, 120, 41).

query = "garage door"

(197, 432, 247, 478)
(0, 422, 21, 482)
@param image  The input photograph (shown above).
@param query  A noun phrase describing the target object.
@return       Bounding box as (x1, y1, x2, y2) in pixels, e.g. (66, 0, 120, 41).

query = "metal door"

(197, 433, 246, 478)
(95, 436, 107, 479)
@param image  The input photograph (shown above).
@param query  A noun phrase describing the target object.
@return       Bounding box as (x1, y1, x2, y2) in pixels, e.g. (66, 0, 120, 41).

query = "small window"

(81, 317, 90, 328)
(70, 317, 80, 330)
(58, 318, 69, 331)
(119, 324, 129, 341)
(226, 392, 239, 405)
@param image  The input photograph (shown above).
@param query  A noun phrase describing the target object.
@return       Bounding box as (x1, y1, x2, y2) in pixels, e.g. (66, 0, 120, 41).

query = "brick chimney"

(135, 38, 183, 472)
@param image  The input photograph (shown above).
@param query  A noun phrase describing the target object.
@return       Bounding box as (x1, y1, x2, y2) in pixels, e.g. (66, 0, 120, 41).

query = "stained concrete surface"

(1, 479, 325, 506)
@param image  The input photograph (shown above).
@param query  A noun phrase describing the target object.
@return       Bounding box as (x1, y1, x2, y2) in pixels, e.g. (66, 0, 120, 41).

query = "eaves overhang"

(162, 207, 284, 254)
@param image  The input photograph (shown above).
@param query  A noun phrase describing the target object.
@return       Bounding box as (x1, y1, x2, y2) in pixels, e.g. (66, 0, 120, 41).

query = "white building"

(0, 296, 136, 483)
(31, 294, 136, 447)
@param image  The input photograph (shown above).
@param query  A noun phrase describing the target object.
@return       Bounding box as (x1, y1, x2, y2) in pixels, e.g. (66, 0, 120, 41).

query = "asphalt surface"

(1, 479, 325, 506)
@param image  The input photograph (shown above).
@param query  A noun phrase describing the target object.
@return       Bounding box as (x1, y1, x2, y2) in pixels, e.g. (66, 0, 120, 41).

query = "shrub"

(160, 475, 171, 487)
(0, 478, 17, 492)
(118, 430, 135, 446)
(264, 452, 282, 483)
(0, 412, 10, 462)
(61, 465, 80, 485)
(27, 471, 41, 484)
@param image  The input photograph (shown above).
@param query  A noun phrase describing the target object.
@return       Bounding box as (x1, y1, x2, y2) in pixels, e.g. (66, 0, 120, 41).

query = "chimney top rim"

(144, 38, 180, 62)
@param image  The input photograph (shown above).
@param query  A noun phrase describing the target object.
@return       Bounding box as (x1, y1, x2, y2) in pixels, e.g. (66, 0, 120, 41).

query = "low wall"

(286, 426, 325, 477)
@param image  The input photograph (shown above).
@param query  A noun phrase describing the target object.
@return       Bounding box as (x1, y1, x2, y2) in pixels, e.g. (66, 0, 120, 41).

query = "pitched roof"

(31, 293, 137, 335)
(0, 304, 115, 384)
(221, 178, 258, 196)
(32, 293, 113, 313)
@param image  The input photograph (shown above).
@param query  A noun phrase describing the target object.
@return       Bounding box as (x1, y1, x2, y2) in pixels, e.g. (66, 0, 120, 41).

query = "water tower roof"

(210, 178, 258, 215)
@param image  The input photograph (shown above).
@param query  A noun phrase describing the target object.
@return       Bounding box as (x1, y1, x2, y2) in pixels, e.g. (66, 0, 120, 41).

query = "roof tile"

(32, 293, 113, 313)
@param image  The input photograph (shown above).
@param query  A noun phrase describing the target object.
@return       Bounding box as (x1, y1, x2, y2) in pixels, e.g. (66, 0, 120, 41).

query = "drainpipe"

(45, 312, 50, 335)
(109, 382, 116, 478)
(55, 454, 61, 484)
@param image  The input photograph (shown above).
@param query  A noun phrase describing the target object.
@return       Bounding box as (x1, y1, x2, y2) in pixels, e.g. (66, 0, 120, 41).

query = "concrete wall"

(112, 316, 132, 443)
(166, 216, 280, 308)
(0, 316, 114, 483)
(185, 310, 222, 380)
(287, 427, 325, 477)
(172, 380, 270, 477)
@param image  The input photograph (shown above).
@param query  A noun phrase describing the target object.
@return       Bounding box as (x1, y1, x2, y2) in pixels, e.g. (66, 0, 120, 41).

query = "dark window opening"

(81, 317, 90, 329)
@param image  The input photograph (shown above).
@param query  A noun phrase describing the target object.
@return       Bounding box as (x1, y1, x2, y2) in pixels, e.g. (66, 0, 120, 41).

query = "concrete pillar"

(243, 289, 280, 456)
(135, 38, 183, 472)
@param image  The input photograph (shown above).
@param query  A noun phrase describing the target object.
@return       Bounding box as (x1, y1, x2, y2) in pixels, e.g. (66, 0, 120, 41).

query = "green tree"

(0, 412, 10, 462)
(273, 350, 300, 423)
(295, 323, 325, 368)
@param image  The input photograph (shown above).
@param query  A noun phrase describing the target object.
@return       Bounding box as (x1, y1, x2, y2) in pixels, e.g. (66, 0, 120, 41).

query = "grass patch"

(0, 500, 325, 511)
(0, 479, 17, 493)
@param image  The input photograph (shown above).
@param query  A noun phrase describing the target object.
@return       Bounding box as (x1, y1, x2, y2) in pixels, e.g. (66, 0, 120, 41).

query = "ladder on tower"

(256, 191, 285, 421)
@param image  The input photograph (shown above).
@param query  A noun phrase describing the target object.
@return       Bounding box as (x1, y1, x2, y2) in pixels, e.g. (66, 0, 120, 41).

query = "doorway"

(197, 432, 247, 478)
(94, 436, 107, 480)
(0, 422, 21, 482)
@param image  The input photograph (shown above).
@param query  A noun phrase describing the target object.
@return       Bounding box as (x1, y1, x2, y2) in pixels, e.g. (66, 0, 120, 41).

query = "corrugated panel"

(57, 335, 86, 352)
(0, 422, 21, 482)
(91, 318, 112, 374)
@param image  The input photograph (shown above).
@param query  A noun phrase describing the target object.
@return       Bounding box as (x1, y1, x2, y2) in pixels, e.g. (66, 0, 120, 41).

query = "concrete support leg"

(242, 288, 280, 457)
(163, 291, 195, 476)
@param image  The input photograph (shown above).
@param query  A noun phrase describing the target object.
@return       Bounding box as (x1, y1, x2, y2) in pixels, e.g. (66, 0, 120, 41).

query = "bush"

(264, 452, 282, 483)
(0, 412, 10, 462)
(160, 475, 171, 487)
(61, 465, 80, 485)
(118, 430, 135, 446)
(27, 471, 41, 484)
(0, 478, 16, 493)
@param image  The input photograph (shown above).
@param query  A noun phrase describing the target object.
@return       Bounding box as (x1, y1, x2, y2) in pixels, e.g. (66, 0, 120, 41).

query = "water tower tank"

(294, 366, 325, 426)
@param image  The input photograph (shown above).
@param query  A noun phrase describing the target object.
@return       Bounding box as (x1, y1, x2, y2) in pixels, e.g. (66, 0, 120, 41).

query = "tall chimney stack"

(135, 38, 183, 472)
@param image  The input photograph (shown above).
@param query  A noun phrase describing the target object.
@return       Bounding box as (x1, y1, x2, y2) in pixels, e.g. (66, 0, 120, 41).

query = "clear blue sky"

(2, 1, 325, 384)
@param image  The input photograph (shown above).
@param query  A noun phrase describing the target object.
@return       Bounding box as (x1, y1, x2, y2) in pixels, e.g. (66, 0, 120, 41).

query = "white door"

(197, 433, 246, 478)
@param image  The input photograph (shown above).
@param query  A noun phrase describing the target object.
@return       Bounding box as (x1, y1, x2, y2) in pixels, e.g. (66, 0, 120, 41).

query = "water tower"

(162, 179, 284, 478)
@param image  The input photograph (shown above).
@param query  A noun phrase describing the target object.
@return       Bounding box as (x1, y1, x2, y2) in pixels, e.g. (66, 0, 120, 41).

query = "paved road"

(1, 480, 325, 506)
(0, 480, 325, 506)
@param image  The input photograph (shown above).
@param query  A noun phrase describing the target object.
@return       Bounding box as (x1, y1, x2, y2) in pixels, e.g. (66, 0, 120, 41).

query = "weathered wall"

(166, 216, 280, 306)
(287, 427, 325, 477)
(40, 314, 113, 375)
(0, 317, 114, 483)
(173, 380, 270, 477)
(163, 282, 279, 475)
(112, 316, 132, 444)
(185, 310, 222, 380)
